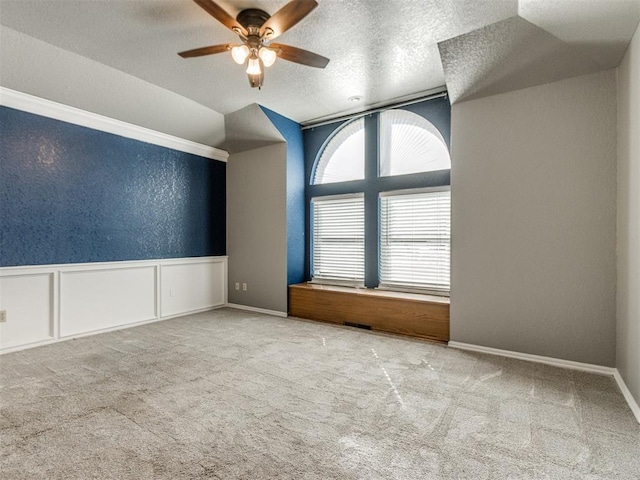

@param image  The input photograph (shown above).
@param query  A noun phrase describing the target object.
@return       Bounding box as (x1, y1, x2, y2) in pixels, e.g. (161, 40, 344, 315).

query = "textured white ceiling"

(519, 0, 640, 68)
(441, 0, 640, 103)
(0, 0, 517, 122)
(439, 16, 605, 104)
(0, 0, 638, 123)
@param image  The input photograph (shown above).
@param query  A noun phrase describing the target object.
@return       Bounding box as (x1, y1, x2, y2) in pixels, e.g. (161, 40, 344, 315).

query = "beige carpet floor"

(1, 308, 638, 479)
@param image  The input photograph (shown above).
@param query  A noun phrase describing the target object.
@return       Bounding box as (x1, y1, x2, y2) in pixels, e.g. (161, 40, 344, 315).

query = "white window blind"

(313, 118, 365, 184)
(379, 110, 451, 177)
(379, 188, 450, 294)
(311, 195, 364, 284)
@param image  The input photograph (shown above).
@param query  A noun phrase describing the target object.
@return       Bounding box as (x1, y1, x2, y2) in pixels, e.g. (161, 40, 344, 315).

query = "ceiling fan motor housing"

(237, 9, 270, 30)
(236, 8, 272, 50)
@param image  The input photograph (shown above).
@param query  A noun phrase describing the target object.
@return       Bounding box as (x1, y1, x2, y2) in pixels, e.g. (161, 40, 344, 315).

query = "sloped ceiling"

(0, 25, 226, 146)
(439, 16, 605, 104)
(224, 103, 284, 153)
(0, 0, 638, 126)
(440, 0, 640, 104)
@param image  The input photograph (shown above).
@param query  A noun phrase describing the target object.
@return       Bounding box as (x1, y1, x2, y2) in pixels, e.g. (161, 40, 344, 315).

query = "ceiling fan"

(179, 0, 329, 89)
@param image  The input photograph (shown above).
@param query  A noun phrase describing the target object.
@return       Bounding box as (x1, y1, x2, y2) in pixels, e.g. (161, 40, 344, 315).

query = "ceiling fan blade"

(260, 0, 318, 39)
(192, 0, 246, 35)
(271, 43, 329, 68)
(178, 44, 231, 58)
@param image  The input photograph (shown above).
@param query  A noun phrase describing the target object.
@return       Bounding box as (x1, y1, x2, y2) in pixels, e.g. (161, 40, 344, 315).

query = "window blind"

(379, 109, 451, 177)
(311, 194, 365, 284)
(379, 188, 450, 294)
(313, 118, 365, 184)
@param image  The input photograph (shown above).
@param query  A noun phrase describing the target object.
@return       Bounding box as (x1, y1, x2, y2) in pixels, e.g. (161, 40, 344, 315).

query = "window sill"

(309, 278, 364, 289)
(299, 282, 449, 305)
(376, 285, 450, 300)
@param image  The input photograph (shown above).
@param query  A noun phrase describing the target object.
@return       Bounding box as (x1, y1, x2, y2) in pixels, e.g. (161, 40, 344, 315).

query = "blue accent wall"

(259, 106, 305, 285)
(0, 106, 226, 267)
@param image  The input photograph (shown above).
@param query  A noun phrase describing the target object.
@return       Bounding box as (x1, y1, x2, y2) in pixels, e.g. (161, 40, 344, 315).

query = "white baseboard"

(0, 305, 225, 355)
(0, 338, 62, 355)
(448, 341, 639, 424)
(226, 303, 288, 318)
(448, 341, 616, 375)
(613, 370, 640, 424)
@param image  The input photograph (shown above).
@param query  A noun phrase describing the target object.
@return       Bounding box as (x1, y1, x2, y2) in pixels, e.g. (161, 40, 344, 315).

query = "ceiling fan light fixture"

(179, 0, 330, 90)
(246, 55, 262, 75)
(259, 47, 277, 67)
(248, 72, 263, 89)
(231, 44, 250, 64)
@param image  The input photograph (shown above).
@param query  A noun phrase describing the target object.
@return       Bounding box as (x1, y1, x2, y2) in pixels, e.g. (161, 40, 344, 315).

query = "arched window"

(313, 118, 364, 184)
(307, 99, 451, 294)
(379, 110, 450, 176)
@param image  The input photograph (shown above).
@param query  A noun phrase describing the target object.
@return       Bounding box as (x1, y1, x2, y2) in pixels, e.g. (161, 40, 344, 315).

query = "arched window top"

(313, 118, 364, 185)
(379, 110, 450, 177)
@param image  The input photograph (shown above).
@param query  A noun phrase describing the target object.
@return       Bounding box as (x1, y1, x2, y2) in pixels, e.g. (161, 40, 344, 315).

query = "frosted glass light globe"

(259, 47, 277, 67)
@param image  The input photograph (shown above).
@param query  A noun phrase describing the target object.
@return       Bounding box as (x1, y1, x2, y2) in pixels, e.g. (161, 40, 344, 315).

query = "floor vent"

(343, 321, 372, 330)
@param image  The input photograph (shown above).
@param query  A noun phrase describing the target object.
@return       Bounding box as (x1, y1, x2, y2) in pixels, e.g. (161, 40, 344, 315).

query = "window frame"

(304, 98, 451, 293)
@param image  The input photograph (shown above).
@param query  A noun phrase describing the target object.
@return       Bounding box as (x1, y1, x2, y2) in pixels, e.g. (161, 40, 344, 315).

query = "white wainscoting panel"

(0, 273, 53, 349)
(161, 260, 226, 318)
(0, 256, 227, 353)
(60, 266, 157, 337)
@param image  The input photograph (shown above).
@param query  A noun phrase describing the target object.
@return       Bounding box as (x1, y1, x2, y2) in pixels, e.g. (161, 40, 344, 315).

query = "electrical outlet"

(242, 283, 247, 291)
(235, 282, 240, 291)
(0, 310, 6, 323)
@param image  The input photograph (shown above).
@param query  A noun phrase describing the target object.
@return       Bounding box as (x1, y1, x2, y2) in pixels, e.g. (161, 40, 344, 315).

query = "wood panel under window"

(288, 283, 449, 342)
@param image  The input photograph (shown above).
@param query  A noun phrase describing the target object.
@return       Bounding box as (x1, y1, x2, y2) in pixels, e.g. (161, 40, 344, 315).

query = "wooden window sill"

(305, 282, 449, 303)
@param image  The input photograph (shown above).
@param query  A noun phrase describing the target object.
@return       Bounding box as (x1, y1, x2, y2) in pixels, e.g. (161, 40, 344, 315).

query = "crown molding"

(0, 87, 228, 162)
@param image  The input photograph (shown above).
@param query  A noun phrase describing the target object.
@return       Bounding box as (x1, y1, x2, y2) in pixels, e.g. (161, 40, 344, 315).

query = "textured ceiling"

(0, 0, 517, 122)
(439, 16, 604, 104)
(0, 0, 638, 124)
(440, 0, 640, 103)
(518, 0, 640, 68)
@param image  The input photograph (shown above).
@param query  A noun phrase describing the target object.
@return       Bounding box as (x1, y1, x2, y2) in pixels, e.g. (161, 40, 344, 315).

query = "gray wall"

(450, 70, 618, 367)
(0, 26, 225, 147)
(226, 143, 288, 313)
(617, 24, 640, 404)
